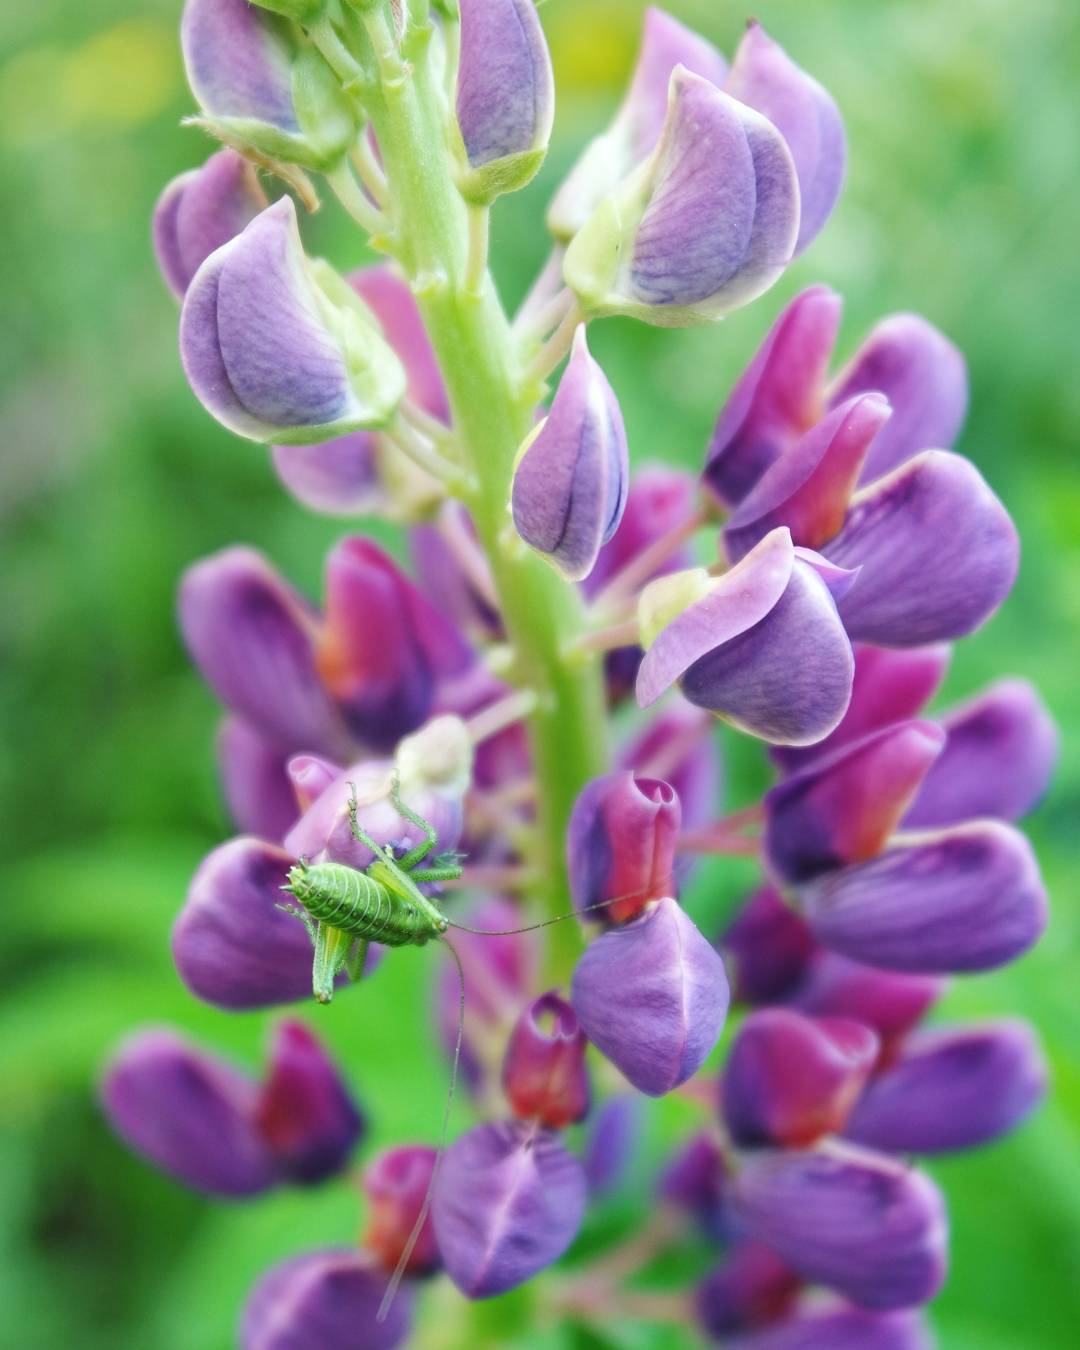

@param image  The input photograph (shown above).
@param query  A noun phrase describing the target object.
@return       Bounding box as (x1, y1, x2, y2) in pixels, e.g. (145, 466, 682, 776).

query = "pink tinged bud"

(845, 1020, 1047, 1155)
(705, 285, 842, 507)
(363, 1146, 441, 1278)
(455, 0, 555, 200)
(502, 992, 590, 1128)
(729, 1307, 933, 1350)
(825, 450, 1020, 646)
(764, 721, 946, 886)
(725, 23, 846, 255)
(512, 327, 629, 581)
(583, 1095, 643, 1196)
(773, 642, 952, 775)
(101, 1029, 275, 1196)
(180, 199, 406, 445)
(179, 546, 348, 758)
(548, 6, 728, 239)
(315, 538, 472, 751)
(241, 1250, 412, 1350)
(254, 1019, 364, 1184)
(721, 1009, 879, 1149)
(722, 886, 818, 1005)
(217, 717, 299, 841)
(153, 149, 266, 299)
(286, 753, 339, 812)
(432, 1120, 587, 1298)
(695, 1242, 801, 1339)
(571, 897, 730, 1096)
(905, 679, 1058, 828)
(637, 528, 855, 747)
(799, 820, 1048, 973)
(724, 394, 892, 563)
(564, 70, 800, 326)
(732, 1147, 948, 1311)
(829, 313, 968, 484)
(658, 1131, 729, 1239)
(567, 771, 681, 925)
(792, 952, 945, 1053)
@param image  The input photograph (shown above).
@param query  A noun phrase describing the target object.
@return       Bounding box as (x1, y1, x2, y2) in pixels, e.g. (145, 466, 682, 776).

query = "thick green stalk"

(357, 10, 608, 975)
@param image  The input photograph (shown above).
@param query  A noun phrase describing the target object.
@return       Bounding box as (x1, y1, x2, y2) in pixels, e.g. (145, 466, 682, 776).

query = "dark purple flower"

(722, 886, 818, 1006)
(583, 1095, 643, 1196)
(845, 1021, 1047, 1154)
(798, 821, 1048, 973)
(217, 716, 299, 841)
(658, 1131, 730, 1240)
(695, 1242, 801, 1338)
(730, 1306, 932, 1350)
(502, 992, 590, 1128)
(512, 326, 629, 581)
(362, 1146, 441, 1278)
(619, 701, 721, 831)
(567, 771, 681, 924)
(791, 952, 944, 1057)
(732, 1145, 948, 1310)
(240, 1250, 411, 1350)
(432, 1120, 586, 1298)
(722, 1009, 879, 1148)
(571, 897, 729, 1095)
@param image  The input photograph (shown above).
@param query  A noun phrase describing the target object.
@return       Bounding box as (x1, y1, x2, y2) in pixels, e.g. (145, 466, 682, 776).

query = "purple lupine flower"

(181, 0, 358, 170)
(791, 952, 944, 1059)
(582, 1095, 643, 1196)
(636, 528, 855, 746)
(721, 1009, 879, 1148)
(548, 6, 728, 239)
(362, 1146, 441, 1278)
(732, 1145, 948, 1310)
(658, 1131, 730, 1240)
(724, 22, 846, 255)
(845, 1021, 1047, 1154)
(180, 198, 406, 444)
(502, 992, 590, 1128)
(455, 0, 555, 200)
(729, 1306, 932, 1350)
(153, 148, 266, 299)
(564, 68, 800, 326)
(566, 771, 681, 925)
(587, 465, 698, 597)
(721, 886, 818, 1006)
(799, 820, 1048, 973)
(695, 1242, 801, 1339)
(619, 700, 721, 832)
(217, 716, 299, 841)
(571, 897, 729, 1095)
(412, 503, 503, 646)
(432, 1120, 587, 1298)
(512, 326, 629, 581)
(241, 1250, 412, 1350)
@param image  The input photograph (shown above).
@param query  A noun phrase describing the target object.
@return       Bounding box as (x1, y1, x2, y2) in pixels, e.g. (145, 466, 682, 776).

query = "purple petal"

(722, 886, 818, 1006)
(432, 1120, 586, 1298)
(731, 1307, 933, 1350)
(512, 326, 629, 581)
(217, 717, 300, 841)
(502, 992, 590, 1129)
(695, 1242, 800, 1338)
(845, 1021, 1047, 1155)
(179, 546, 348, 757)
(904, 679, 1058, 827)
(658, 1131, 730, 1240)
(725, 22, 846, 253)
(764, 721, 945, 886)
(791, 952, 944, 1053)
(172, 837, 325, 1009)
(799, 821, 1048, 973)
(583, 1095, 643, 1196)
(829, 312, 968, 484)
(733, 1146, 948, 1310)
(827, 450, 1019, 646)
(619, 700, 721, 831)
(254, 1019, 365, 1184)
(705, 285, 842, 506)
(363, 1146, 441, 1278)
(101, 1029, 276, 1196)
(725, 394, 891, 562)
(270, 433, 384, 516)
(586, 464, 698, 599)
(456, 0, 554, 167)
(241, 1250, 411, 1350)
(182, 0, 298, 131)
(571, 897, 730, 1096)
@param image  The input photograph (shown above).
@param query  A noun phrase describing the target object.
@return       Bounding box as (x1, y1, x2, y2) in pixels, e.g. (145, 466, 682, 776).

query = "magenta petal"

(240, 1250, 411, 1350)
(904, 679, 1058, 827)
(725, 22, 846, 254)
(733, 1147, 948, 1310)
(725, 394, 891, 562)
(695, 1242, 800, 1338)
(829, 312, 968, 484)
(846, 1020, 1046, 1156)
(705, 285, 842, 506)
(217, 717, 299, 842)
(502, 992, 590, 1128)
(101, 1029, 275, 1196)
(791, 952, 945, 1051)
(172, 838, 320, 1009)
(571, 897, 730, 1096)
(730, 1307, 932, 1350)
(827, 450, 1019, 646)
(799, 821, 1048, 973)
(456, 0, 554, 168)
(432, 1121, 586, 1298)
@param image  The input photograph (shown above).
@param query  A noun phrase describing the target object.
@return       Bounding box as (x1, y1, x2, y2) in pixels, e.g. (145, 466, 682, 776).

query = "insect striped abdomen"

(286, 862, 439, 947)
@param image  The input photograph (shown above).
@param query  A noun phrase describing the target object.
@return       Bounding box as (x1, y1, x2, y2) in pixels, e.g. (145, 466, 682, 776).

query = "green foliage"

(1, 1, 1078, 1346)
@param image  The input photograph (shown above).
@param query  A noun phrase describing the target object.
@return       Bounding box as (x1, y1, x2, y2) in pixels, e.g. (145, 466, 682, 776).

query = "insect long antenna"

(444, 894, 639, 935)
(376, 935, 467, 1324)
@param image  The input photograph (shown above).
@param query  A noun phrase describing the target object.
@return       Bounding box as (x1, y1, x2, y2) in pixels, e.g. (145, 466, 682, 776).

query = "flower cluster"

(104, 3, 1053, 1346)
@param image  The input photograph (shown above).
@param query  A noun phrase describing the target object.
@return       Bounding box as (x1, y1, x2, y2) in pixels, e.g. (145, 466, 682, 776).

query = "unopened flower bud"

(695, 1242, 800, 1339)
(721, 887, 817, 1005)
(363, 1145, 441, 1278)
(502, 992, 590, 1127)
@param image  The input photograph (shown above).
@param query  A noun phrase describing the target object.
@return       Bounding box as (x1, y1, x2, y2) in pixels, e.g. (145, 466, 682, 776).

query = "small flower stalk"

(108, 2, 1051, 1343)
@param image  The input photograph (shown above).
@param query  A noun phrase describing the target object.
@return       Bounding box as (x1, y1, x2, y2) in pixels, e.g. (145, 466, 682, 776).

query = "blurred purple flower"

(362, 1146, 441, 1278)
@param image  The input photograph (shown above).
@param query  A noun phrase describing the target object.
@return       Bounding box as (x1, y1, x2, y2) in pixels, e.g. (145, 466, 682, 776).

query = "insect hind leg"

(389, 774, 439, 870)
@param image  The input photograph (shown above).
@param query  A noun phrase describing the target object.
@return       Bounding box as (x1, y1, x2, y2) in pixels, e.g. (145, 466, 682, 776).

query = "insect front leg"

(347, 781, 396, 861)
(389, 775, 440, 870)
(276, 901, 317, 945)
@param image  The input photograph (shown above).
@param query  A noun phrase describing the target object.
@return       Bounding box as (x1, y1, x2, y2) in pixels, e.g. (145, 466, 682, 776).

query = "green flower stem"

(355, 5, 608, 977)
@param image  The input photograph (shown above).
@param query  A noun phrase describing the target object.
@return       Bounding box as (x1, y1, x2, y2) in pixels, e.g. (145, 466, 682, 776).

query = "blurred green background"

(1, 1, 1078, 1346)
